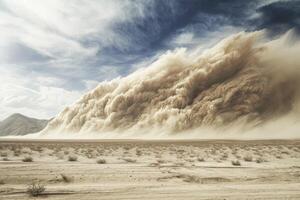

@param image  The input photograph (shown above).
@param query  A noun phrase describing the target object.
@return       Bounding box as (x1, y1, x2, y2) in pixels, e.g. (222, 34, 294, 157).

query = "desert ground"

(0, 139, 300, 200)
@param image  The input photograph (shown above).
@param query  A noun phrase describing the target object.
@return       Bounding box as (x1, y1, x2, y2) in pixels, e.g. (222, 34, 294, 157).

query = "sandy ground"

(0, 139, 300, 200)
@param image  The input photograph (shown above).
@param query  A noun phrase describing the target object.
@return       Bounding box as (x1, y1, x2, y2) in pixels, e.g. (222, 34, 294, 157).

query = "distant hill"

(0, 113, 49, 136)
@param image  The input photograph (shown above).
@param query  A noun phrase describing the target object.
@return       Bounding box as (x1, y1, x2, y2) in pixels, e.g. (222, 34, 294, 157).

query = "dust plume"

(40, 30, 300, 139)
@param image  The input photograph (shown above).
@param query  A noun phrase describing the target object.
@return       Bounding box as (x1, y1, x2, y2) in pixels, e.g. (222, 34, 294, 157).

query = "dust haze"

(38, 30, 300, 139)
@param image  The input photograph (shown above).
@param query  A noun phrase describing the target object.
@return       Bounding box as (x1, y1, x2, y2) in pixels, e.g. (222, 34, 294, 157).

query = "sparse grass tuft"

(22, 156, 33, 162)
(136, 150, 142, 156)
(14, 152, 20, 157)
(68, 155, 78, 162)
(149, 162, 159, 167)
(231, 160, 241, 166)
(123, 158, 136, 163)
(197, 157, 205, 162)
(27, 182, 46, 197)
(96, 158, 106, 164)
(157, 159, 166, 164)
(256, 157, 264, 163)
(0, 152, 8, 157)
(60, 174, 72, 183)
(243, 155, 253, 162)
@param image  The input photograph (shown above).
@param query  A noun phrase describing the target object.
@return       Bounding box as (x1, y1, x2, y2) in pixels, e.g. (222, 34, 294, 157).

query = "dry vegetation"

(68, 155, 78, 162)
(22, 156, 33, 162)
(27, 182, 46, 197)
(96, 158, 106, 164)
(0, 140, 300, 199)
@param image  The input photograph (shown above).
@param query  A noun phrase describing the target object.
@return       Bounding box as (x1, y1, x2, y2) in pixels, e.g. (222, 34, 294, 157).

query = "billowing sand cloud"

(40, 30, 300, 138)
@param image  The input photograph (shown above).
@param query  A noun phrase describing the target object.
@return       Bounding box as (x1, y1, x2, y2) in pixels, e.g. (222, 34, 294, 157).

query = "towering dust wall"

(41, 31, 300, 138)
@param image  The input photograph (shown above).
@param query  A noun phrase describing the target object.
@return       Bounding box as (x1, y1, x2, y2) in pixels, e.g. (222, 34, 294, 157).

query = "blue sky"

(0, 0, 299, 120)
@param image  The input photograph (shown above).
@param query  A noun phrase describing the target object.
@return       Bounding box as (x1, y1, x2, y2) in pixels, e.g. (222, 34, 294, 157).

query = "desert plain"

(0, 139, 300, 200)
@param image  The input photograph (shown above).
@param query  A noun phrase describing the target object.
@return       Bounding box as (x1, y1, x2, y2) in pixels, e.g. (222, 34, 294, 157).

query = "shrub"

(68, 155, 78, 162)
(2, 157, 9, 161)
(256, 157, 264, 163)
(231, 160, 241, 166)
(243, 155, 253, 162)
(60, 174, 72, 183)
(136, 150, 142, 156)
(22, 156, 33, 162)
(14, 152, 20, 157)
(197, 157, 205, 162)
(0, 152, 8, 157)
(96, 158, 106, 164)
(123, 158, 136, 163)
(27, 182, 45, 197)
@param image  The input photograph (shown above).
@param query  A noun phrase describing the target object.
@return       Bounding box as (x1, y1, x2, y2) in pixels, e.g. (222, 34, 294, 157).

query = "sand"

(0, 139, 300, 199)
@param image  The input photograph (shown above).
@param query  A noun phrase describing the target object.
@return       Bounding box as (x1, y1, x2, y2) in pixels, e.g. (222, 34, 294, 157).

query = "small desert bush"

(231, 160, 241, 166)
(0, 180, 4, 185)
(256, 157, 264, 163)
(0, 152, 8, 157)
(221, 153, 228, 160)
(157, 159, 166, 164)
(64, 150, 69, 155)
(86, 153, 93, 159)
(68, 155, 78, 161)
(21, 147, 32, 154)
(123, 158, 136, 163)
(124, 146, 131, 151)
(22, 156, 33, 162)
(96, 158, 106, 164)
(243, 155, 253, 162)
(56, 153, 64, 160)
(27, 182, 46, 197)
(14, 151, 20, 157)
(185, 158, 194, 163)
(197, 157, 205, 162)
(2, 157, 9, 161)
(60, 174, 72, 183)
(149, 162, 160, 167)
(136, 150, 142, 156)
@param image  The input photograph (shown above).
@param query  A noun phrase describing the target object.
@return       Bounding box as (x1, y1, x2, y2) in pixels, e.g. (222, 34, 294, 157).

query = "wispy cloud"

(0, 0, 149, 119)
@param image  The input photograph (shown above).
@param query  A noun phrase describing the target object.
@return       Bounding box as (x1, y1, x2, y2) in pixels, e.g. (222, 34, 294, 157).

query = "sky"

(0, 0, 299, 120)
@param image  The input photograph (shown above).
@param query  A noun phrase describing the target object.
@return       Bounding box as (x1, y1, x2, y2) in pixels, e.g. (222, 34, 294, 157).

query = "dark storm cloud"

(90, 0, 261, 79)
(97, 0, 300, 75)
(254, 0, 300, 34)
(110, 0, 258, 53)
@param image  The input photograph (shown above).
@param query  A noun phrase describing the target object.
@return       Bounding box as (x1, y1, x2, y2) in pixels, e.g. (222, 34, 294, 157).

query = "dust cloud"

(40, 30, 300, 139)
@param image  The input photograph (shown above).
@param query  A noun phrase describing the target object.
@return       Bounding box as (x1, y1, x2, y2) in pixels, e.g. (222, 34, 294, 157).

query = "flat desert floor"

(0, 139, 300, 200)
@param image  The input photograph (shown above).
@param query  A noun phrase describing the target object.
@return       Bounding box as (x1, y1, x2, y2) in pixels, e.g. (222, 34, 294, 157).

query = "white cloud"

(0, 66, 83, 120)
(0, 0, 122, 61)
(0, 0, 151, 120)
(0, 0, 152, 65)
(169, 26, 244, 57)
(172, 32, 195, 45)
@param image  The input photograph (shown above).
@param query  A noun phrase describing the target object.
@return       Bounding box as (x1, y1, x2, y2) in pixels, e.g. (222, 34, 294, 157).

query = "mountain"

(0, 113, 49, 136)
